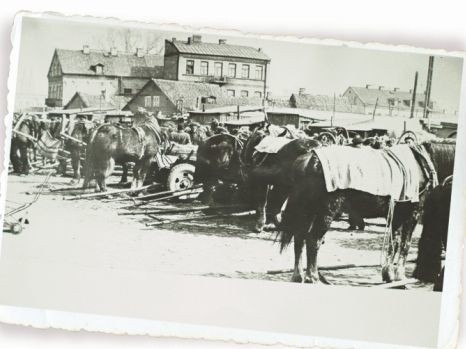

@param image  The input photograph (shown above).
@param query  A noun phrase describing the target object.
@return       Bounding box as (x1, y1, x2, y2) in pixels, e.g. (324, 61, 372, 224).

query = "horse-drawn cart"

(154, 142, 198, 192)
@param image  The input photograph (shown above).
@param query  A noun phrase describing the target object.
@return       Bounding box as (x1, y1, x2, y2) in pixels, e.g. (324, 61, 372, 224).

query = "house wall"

(60, 75, 119, 107)
(267, 113, 300, 128)
(174, 53, 267, 98)
(124, 82, 177, 115)
(64, 95, 86, 110)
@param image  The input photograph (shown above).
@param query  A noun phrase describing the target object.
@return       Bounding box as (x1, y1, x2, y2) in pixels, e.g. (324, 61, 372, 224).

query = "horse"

(194, 133, 245, 205)
(10, 114, 41, 174)
(277, 140, 455, 284)
(239, 125, 320, 231)
(413, 176, 452, 291)
(82, 119, 167, 192)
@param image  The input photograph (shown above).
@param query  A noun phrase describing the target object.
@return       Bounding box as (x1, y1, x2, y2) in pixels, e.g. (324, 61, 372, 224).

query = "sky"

(15, 16, 464, 112)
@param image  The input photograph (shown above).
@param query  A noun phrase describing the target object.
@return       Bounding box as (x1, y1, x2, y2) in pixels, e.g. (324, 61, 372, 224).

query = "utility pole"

(372, 97, 379, 120)
(410, 71, 418, 118)
(423, 56, 434, 120)
(331, 93, 336, 127)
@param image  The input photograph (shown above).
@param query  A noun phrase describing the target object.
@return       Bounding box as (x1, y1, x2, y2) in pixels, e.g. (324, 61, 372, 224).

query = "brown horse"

(277, 140, 455, 284)
(82, 119, 167, 192)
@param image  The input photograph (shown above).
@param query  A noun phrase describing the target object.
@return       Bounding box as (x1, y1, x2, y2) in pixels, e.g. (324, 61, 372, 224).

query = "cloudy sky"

(15, 16, 464, 112)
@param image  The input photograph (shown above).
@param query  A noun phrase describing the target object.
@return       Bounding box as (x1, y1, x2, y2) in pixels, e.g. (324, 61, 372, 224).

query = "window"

(228, 63, 236, 78)
(95, 64, 103, 75)
(200, 61, 209, 75)
(186, 60, 194, 75)
(255, 65, 264, 80)
(254, 91, 262, 98)
(241, 90, 249, 98)
(214, 62, 223, 76)
(152, 96, 160, 107)
(123, 88, 132, 94)
(241, 64, 250, 78)
(144, 96, 152, 107)
(227, 89, 236, 97)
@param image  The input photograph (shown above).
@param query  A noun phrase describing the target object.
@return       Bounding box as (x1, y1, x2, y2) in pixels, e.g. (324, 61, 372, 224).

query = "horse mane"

(422, 139, 456, 183)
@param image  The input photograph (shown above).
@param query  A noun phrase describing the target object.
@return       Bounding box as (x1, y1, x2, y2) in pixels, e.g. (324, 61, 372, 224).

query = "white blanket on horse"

(314, 145, 420, 202)
(254, 136, 293, 154)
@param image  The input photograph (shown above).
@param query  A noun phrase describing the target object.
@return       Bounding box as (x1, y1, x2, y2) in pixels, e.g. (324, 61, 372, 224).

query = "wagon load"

(254, 136, 293, 154)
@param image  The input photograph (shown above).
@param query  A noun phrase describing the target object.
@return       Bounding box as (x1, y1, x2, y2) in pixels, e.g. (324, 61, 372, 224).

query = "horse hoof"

(254, 223, 264, 233)
(382, 265, 396, 283)
(394, 266, 406, 281)
(291, 274, 303, 283)
(304, 275, 319, 284)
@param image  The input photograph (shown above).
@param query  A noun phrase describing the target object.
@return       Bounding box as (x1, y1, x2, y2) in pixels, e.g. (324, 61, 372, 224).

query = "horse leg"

(253, 182, 269, 232)
(394, 206, 419, 281)
(131, 162, 141, 189)
(304, 194, 344, 283)
(69, 148, 81, 185)
(120, 163, 128, 184)
(291, 233, 305, 283)
(137, 158, 153, 189)
(382, 202, 409, 282)
(19, 144, 30, 175)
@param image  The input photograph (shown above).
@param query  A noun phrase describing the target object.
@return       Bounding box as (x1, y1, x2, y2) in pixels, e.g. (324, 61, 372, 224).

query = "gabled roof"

(152, 79, 228, 110)
(53, 49, 164, 77)
(170, 40, 270, 61)
(346, 87, 426, 107)
(64, 92, 131, 110)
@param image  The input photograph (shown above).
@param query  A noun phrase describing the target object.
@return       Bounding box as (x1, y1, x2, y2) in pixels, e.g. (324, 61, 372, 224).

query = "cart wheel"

(11, 223, 23, 235)
(167, 163, 195, 191)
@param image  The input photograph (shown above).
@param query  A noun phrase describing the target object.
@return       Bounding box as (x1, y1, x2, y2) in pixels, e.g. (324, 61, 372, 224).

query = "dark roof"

(170, 40, 270, 61)
(53, 49, 164, 77)
(346, 87, 426, 107)
(64, 92, 131, 110)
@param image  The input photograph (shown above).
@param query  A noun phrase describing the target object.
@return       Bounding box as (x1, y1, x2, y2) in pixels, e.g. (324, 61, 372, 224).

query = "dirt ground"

(1, 172, 433, 290)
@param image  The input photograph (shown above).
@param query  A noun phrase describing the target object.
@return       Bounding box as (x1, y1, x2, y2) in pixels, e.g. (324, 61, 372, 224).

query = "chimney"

(110, 47, 118, 56)
(219, 39, 227, 45)
(298, 88, 306, 96)
(136, 48, 144, 58)
(83, 45, 90, 54)
(378, 85, 384, 90)
(393, 87, 399, 92)
(409, 89, 413, 93)
(258, 48, 262, 52)
(365, 84, 371, 89)
(192, 34, 202, 44)
(172, 37, 177, 43)
(187, 37, 192, 44)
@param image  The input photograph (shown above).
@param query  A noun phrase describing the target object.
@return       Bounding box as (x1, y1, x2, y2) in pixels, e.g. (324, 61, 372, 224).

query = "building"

(290, 88, 360, 113)
(45, 46, 164, 108)
(64, 92, 131, 111)
(342, 85, 436, 117)
(123, 78, 262, 116)
(163, 35, 270, 100)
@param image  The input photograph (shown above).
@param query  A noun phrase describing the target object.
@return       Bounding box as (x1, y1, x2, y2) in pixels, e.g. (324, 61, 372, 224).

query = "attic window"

(201, 96, 216, 104)
(92, 63, 104, 75)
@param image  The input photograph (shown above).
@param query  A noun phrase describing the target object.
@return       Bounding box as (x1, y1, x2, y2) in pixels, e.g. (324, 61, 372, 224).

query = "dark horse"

(278, 140, 455, 283)
(195, 125, 320, 231)
(10, 114, 41, 174)
(83, 119, 167, 192)
(240, 126, 320, 231)
(195, 133, 245, 204)
(413, 176, 453, 291)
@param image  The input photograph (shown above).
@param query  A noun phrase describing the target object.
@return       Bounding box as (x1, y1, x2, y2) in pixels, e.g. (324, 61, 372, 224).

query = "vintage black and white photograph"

(0, 12, 465, 349)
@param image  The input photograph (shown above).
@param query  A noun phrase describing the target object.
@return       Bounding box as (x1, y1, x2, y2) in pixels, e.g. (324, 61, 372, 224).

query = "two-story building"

(45, 45, 164, 108)
(163, 35, 270, 100)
